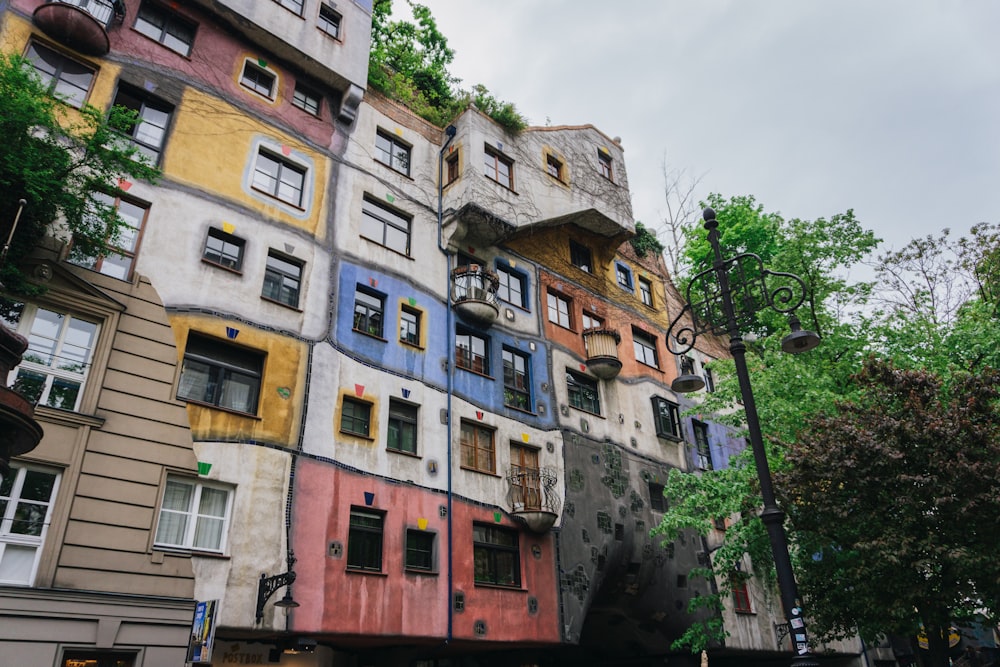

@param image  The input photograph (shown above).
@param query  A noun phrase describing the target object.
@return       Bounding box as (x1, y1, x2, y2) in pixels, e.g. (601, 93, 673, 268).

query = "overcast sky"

(415, 0, 1000, 255)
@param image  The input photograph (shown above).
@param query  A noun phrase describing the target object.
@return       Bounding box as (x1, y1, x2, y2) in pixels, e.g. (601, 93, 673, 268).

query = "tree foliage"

(0, 52, 157, 297)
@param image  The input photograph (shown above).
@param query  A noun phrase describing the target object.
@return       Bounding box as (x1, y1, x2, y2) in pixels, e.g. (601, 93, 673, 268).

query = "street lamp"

(666, 207, 821, 667)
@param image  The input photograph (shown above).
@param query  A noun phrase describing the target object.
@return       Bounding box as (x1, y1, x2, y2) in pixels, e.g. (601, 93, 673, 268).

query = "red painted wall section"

(290, 458, 560, 644)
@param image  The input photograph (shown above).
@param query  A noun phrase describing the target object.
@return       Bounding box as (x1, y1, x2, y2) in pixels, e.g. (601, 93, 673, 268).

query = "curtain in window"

(155, 481, 191, 545)
(193, 487, 227, 550)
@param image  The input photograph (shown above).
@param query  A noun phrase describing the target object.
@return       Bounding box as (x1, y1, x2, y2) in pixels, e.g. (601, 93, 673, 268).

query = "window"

(693, 421, 713, 470)
(703, 366, 716, 393)
(353, 287, 384, 338)
(598, 149, 613, 181)
(347, 508, 383, 572)
(546, 154, 564, 181)
(134, 2, 196, 56)
(62, 651, 136, 667)
(473, 524, 520, 586)
(318, 4, 342, 38)
(399, 306, 421, 346)
(732, 578, 753, 613)
(566, 370, 600, 415)
(495, 265, 526, 308)
(340, 397, 372, 437)
(648, 482, 666, 513)
(252, 149, 305, 207)
(455, 328, 489, 375)
(25, 41, 95, 108)
(154, 476, 232, 553)
(3, 304, 99, 411)
(484, 145, 514, 189)
(460, 421, 495, 474)
(261, 250, 302, 308)
(569, 240, 592, 273)
(446, 151, 460, 184)
(387, 399, 417, 454)
(361, 197, 411, 255)
(240, 61, 276, 98)
(0, 464, 60, 585)
(292, 82, 321, 116)
(651, 397, 682, 440)
(178, 333, 263, 414)
(69, 192, 148, 280)
(375, 129, 411, 176)
(112, 83, 173, 164)
(509, 444, 541, 511)
(546, 290, 572, 329)
(582, 311, 603, 330)
(633, 328, 659, 367)
(405, 529, 434, 571)
(616, 263, 633, 290)
(502, 348, 530, 411)
(639, 277, 654, 307)
(202, 228, 245, 271)
(274, 0, 303, 14)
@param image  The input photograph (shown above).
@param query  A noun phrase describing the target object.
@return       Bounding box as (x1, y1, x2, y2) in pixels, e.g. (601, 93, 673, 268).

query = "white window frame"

(240, 60, 277, 99)
(0, 464, 60, 586)
(251, 146, 308, 208)
(154, 476, 233, 553)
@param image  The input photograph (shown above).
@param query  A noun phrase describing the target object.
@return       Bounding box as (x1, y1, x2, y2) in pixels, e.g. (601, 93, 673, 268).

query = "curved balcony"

(33, 0, 126, 56)
(507, 467, 561, 533)
(0, 325, 43, 475)
(450, 264, 500, 328)
(582, 327, 622, 379)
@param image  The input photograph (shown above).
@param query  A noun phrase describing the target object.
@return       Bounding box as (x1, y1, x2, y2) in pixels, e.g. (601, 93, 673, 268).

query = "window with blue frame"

(496, 264, 527, 308)
(693, 420, 713, 470)
(615, 262, 633, 290)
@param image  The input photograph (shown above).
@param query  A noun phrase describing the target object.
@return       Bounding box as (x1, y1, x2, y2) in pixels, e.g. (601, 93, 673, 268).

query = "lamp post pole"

(666, 207, 821, 667)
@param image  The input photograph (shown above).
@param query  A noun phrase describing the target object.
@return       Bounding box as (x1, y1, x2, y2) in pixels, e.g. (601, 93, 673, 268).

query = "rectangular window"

(633, 328, 659, 368)
(318, 4, 342, 39)
(252, 149, 305, 207)
(261, 250, 302, 308)
(546, 290, 572, 329)
(569, 240, 593, 273)
(292, 82, 321, 116)
(405, 529, 434, 571)
(473, 524, 520, 587)
(495, 265, 526, 308)
(25, 40, 95, 108)
(134, 2, 196, 56)
(240, 61, 276, 98)
(113, 83, 173, 165)
(0, 464, 60, 585)
(483, 145, 514, 189)
(598, 149, 613, 181)
(546, 154, 564, 181)
(455, 328, 489, 375)
(693, 421, 713, 470)
(582, 311, 603, 330)
(62, 651, 136, 667)
(732, 578, 753, 613)
(446, 151, 460, 184)
(502, 348, 530, 411)
(460, 421, 495, 474)
(509, 444, 541, 511)
(375, 129, 412, 176)
(347, 508, 383, 572)
(703, 366, 716, 393)
(353, 287, 384, 338)
(274, 0, 304, 14)
(616, 263, 633, 290)
(639, 277, 654, 307)
(566, 370, 600, 415)
(651, 397, 682, 440)
(154, 476, 232, 553)
(70, 192, 148, 280)
(387, 399, 417, 454)
(340, 397, 372, 437)
(178, 333, 263, 414)
(399, 306, 421, 346)
(3, 304, 99, 411)
(361, 197, 411, 255)
(648, 482, 666, 513)
(202, 228, 245, 271)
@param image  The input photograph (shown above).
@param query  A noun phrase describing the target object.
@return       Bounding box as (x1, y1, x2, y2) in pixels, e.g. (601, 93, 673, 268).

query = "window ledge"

(152, 546, 229, 559)
(473, 582, 525, 591)
(455, 366, 494, 380)
(568, 405, 604, 419)
(339, 429, 374, 442)
(637, 361, 662, 371)
(656, 433, 684, 443)
(547, 321, 577, 334)
(345, 567, 388, 577)
(400, 340, 425, 351)
(404, 568, 438, 576)
(34, 406, 105, 428)
(352, 328, 388, 342)
(200, 258, 244, 275)
(373, 158, 414, 180)
(503, 404, 536, 417)
(387, 448, 421, 459)
(179, 398, 262, 420)
(359, 235, 414, 260)
(485, 179, 518, 195)
(260, 295, 303, 312)
(460, 465, 500, 478)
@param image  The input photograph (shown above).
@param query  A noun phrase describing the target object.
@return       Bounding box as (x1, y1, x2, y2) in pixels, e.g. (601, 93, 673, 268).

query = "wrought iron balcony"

(450, 264, 500, 327)
(581, 327, 622, 379)
(506, 466, 561, 533)
(0, 325, 43, 475)
(33, 0, 126, 56)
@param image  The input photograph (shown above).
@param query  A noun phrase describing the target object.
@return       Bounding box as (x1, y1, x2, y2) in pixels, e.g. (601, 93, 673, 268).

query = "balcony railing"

(506, 467, 561, 533)
(33, 0, 125, 55)
(582, 327, 622, 379)
(450, 264, 500, 327)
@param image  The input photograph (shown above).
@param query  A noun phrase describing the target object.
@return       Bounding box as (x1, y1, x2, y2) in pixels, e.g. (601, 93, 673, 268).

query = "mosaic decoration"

(600, 445, 627, 498)
(276, 387, 291, 399)
(364, 491, 375, 506)
(630, 489, 644, 514)
(590, 546, 598, 563)
(428, 460, 438, 475)
(354, 384, 365, 397)
(197, 462, 212, 476)
(642, 543, 654, 560)
(225, 327, 239, 339)
(640, 469, 651, 482)
(369, 277, 378, 287)
(493, 511, 502, 523)
(591, 454, 600, 465)
(453, 591, 464, 612)
(635, 519, 645, 533)
(618, 505, 628, 519)
(401, 388, 410, 398)
(630, 437, 638, 448)
(531, 544, 542, 559)
(281, 145, 291, 156)
(474, 620, 487, 637)
(222, 221, 235, 234)
(328, 541, 343, 558)
(666, 542, 675, 559)
(581, 528, 590, 543)
(408, 297, 417, 306)
(546, 441, 555, 453)
(257, 57, 267, 67)
(118, 178, 132, 191)
(439, 505, 447, 517)
(580, 418, 589, 433)
(521, 433, 530, 443)
(476, 411, 484, 420)
(417, 518, 428, 530)
(564, 501, 575, 517)
(527, 597, 539, 614)
(562, 564, 590, 603)
(385, 193, 395, 203)
(568, 470, 585, 492)
(597, 511, 612, 534)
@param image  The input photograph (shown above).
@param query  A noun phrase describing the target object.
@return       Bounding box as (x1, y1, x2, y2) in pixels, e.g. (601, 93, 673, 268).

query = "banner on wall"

(187, 599, 219, 664)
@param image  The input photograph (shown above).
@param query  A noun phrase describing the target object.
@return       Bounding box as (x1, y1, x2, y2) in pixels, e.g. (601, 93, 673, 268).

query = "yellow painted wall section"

(169, 315, 305, 447)
(165, 87, 329, 238)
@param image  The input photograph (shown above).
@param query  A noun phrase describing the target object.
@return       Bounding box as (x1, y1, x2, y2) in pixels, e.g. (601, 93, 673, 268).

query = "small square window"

(292, 82, 321, 115)
(546, 154, 564, 181)
(484, 145, 514, 189)
(569, 240, 592, 273)
(240, 61, 276, 99)
(648, 482, 666, 513)
(633, 328, 659, 368)
(388, 399, 418, 454)
(318, 4, 342, 39)
(473, 523, 520, 586)
(496, 265, 526, 308)
(154, 476, 233, 553)
(178, 334, 263, 414)
(456, 328, 489, 375)
(566, 369, 600, 415)
(460, 420, 495, 474)
(598, 149, 614, 181)
(341, 397, 372, 437)
(652, 397, 682, 440)
(252, 149, 306, 207)
(134, 1, 197, 56)
(25, 40, 96, 108)
(639, 277, 654, 307)
(353, 287, 384, 338)
(202, 228, 245, 271)
(446, 151, 460, 184)
(261, 250, 302, 308)
(616, 263, 633, 290)
(546, 290, 572, 329)
(502, 348, 530, 411)
(375, 129, 412, 176)
(347, 507, 383, 571)
(400, 305, 421, 346)
(405, 529, 434, 571)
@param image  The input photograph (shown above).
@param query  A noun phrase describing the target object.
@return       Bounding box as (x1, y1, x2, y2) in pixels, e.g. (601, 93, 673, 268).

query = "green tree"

(0, 52, 157, 299)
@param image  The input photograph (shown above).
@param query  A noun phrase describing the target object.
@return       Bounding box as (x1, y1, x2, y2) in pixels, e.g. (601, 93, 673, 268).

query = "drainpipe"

(437, 125, 458, 643)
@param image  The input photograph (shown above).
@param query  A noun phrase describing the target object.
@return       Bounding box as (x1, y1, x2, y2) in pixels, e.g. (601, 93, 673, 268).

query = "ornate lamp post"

(666, 207, 821, 667)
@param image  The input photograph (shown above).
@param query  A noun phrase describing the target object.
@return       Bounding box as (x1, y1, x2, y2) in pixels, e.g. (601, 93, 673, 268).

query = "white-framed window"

(0, 464, 60, 585)
(3, 304, 100, 411)
(240, 60, 276, 99)
(252, 148, 306, 207)
(154, 476, 233, 553)
(318, 4, 342, 38)
(134, 1, 197, 56)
